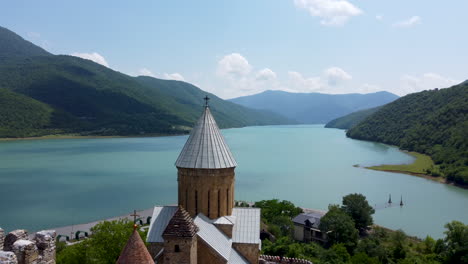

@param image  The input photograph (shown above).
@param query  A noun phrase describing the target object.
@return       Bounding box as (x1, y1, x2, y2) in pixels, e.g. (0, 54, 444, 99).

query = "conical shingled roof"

(116, 229, 154, 264)
(162, 206, 199, 237)
(175, 106, 237, 169)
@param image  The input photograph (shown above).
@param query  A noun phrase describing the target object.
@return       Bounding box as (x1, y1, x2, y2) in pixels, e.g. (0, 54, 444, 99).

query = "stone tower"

(175, 99, 237, 219)
(162, 206, 199, 264)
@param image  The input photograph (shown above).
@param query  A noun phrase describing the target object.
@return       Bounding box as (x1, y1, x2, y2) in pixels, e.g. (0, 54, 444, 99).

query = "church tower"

(175, 97, 237, 219)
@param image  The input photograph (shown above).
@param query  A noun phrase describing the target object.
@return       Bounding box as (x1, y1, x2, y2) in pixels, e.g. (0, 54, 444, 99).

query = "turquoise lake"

(0, 125, 467, 238)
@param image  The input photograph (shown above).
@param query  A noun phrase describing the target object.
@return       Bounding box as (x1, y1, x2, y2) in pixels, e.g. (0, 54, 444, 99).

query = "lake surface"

(0, 125, 467, 238)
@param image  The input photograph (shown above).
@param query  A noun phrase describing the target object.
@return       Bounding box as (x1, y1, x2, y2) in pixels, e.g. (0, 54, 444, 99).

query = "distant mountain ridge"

(347, 82, 468, 185)
(229, 90, 399, 124)
(325, 106, 382, 129)
(0, 26, 294, 138)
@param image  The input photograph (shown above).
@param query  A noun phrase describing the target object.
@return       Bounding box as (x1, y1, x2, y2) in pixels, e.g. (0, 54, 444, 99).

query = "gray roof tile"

(194, 214, 232, 261)
(146, 206, 178, 243)
(232, 208, 261, 244)
(292, 212, 325, 229)
(175, 107, 237, 169)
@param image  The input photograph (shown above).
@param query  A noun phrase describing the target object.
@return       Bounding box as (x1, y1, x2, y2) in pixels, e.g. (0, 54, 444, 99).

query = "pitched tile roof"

(162, 206, 198, 238)
(116, 229, 154, 264)
(292, 211, 325, 229)
(232, 208, 261, 245)
(147, 206, 178, 243)
(175, 107, 237, 169)
(194, 214, 232, 261)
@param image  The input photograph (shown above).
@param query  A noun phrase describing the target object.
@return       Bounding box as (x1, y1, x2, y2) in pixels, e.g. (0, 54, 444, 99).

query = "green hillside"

(325, 106, 382, 129)
(135, 76, 292, 128)
(347, 83, 468, 185)
(0, 27, 293, 138)
(0, 26, 50, 57)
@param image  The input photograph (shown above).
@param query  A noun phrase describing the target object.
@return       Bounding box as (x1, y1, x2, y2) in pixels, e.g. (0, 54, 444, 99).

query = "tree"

(390, 229, 407, 260)
(319, 205, 358, 250)
(341, 193, 375, 231)
(443, 221, 468, 264)
(57, 219, 147, 264)
(254, 199, 303, 223)
(350, 252, 380, 264)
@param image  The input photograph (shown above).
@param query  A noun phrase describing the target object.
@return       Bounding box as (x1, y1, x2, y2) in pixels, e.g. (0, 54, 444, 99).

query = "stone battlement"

(260, 255, 313, 264)
(0, 228, 56, 264)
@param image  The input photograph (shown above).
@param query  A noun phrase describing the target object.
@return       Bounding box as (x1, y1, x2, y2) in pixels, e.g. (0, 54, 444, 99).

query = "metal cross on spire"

(204, 95, 210, 108)
(130, 210, 140, 230)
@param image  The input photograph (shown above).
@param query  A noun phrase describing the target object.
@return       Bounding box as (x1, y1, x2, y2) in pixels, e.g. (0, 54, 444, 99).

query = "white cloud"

(393, 16, 422, 28)
(288, 71, 324, 92)
(138, 68, 156, 77)
(399, 73, 460, 95)
(361, 83, 382, 93)
(255, 68, 277, 81)
(163, 73, 185, 81)
(27, 32, 41, 38)
(294, 0, 363, 26)
(324, 66, 352, 86)
(217, 53, 252, 78)
(376, 15, 383, 21)
(70, 52, 109, 67)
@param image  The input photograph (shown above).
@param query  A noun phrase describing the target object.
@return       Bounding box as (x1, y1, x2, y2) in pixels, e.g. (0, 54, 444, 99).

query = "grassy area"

(367, 152, 434, 174)
(366, 152, 444, 183)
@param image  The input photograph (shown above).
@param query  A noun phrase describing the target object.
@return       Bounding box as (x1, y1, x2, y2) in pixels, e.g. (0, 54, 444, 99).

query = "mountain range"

(229, 90, 399, 124)
(0, 26, 294, 138)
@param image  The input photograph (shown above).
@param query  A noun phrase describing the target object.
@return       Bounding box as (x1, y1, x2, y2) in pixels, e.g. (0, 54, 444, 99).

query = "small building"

(292, 211, 327, 244)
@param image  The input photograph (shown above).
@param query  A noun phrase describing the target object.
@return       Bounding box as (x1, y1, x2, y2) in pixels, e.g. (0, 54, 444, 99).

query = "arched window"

(195, 190, 198, 214)
(227, 189, 229, 213)
(218, 189, 221, 217)
(175, 245, 180, 252)
(208, 190, 211, 217)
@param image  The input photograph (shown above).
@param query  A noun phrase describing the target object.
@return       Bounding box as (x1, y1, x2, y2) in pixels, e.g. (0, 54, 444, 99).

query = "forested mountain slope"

(0, 26, 293, 138)
(347, 83, 468, 185)
(325, 106, 382, 129)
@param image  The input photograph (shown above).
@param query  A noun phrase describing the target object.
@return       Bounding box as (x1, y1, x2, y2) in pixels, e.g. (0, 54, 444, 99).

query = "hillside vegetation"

(325, 106, 382, 129)
(230, 90, 399, 124)
(0, 26, 293, 138)
(347, 83, 468, 185)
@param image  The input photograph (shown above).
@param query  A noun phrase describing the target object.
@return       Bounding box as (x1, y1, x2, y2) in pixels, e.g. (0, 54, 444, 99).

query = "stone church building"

(145, 100, 261, 264)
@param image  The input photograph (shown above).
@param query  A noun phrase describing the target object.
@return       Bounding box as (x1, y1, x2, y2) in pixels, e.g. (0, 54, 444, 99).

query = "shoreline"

(362, 151, 468, 190)
(0, 133, 187, 142)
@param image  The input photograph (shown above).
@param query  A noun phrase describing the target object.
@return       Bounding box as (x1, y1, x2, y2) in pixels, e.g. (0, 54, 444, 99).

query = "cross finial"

(131, 210, 140, 230)
(204, 95, 210, 108)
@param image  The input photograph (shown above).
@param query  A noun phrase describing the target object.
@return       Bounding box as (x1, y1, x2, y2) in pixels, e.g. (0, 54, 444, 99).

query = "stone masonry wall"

(0, 228, 4, 251)
(197, 238, 225, 264)
(233, 243, 259, 264)
(162, 236, 197, 264)
(178, 167, 235, 219)
(0, 230, 56, 264)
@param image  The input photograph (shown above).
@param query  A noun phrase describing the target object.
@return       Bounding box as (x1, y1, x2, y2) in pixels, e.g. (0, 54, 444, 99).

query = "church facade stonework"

(177, 167, 235, 218)
(147, 100, 261, 264)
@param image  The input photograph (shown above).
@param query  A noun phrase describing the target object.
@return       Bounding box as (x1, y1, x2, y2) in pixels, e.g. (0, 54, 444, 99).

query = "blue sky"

(2, 0, 467, 98)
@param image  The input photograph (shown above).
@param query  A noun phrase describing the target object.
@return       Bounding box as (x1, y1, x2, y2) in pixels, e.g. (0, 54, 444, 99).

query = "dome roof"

(116, 229, 154, 264)
(175, 106, 237, 169)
